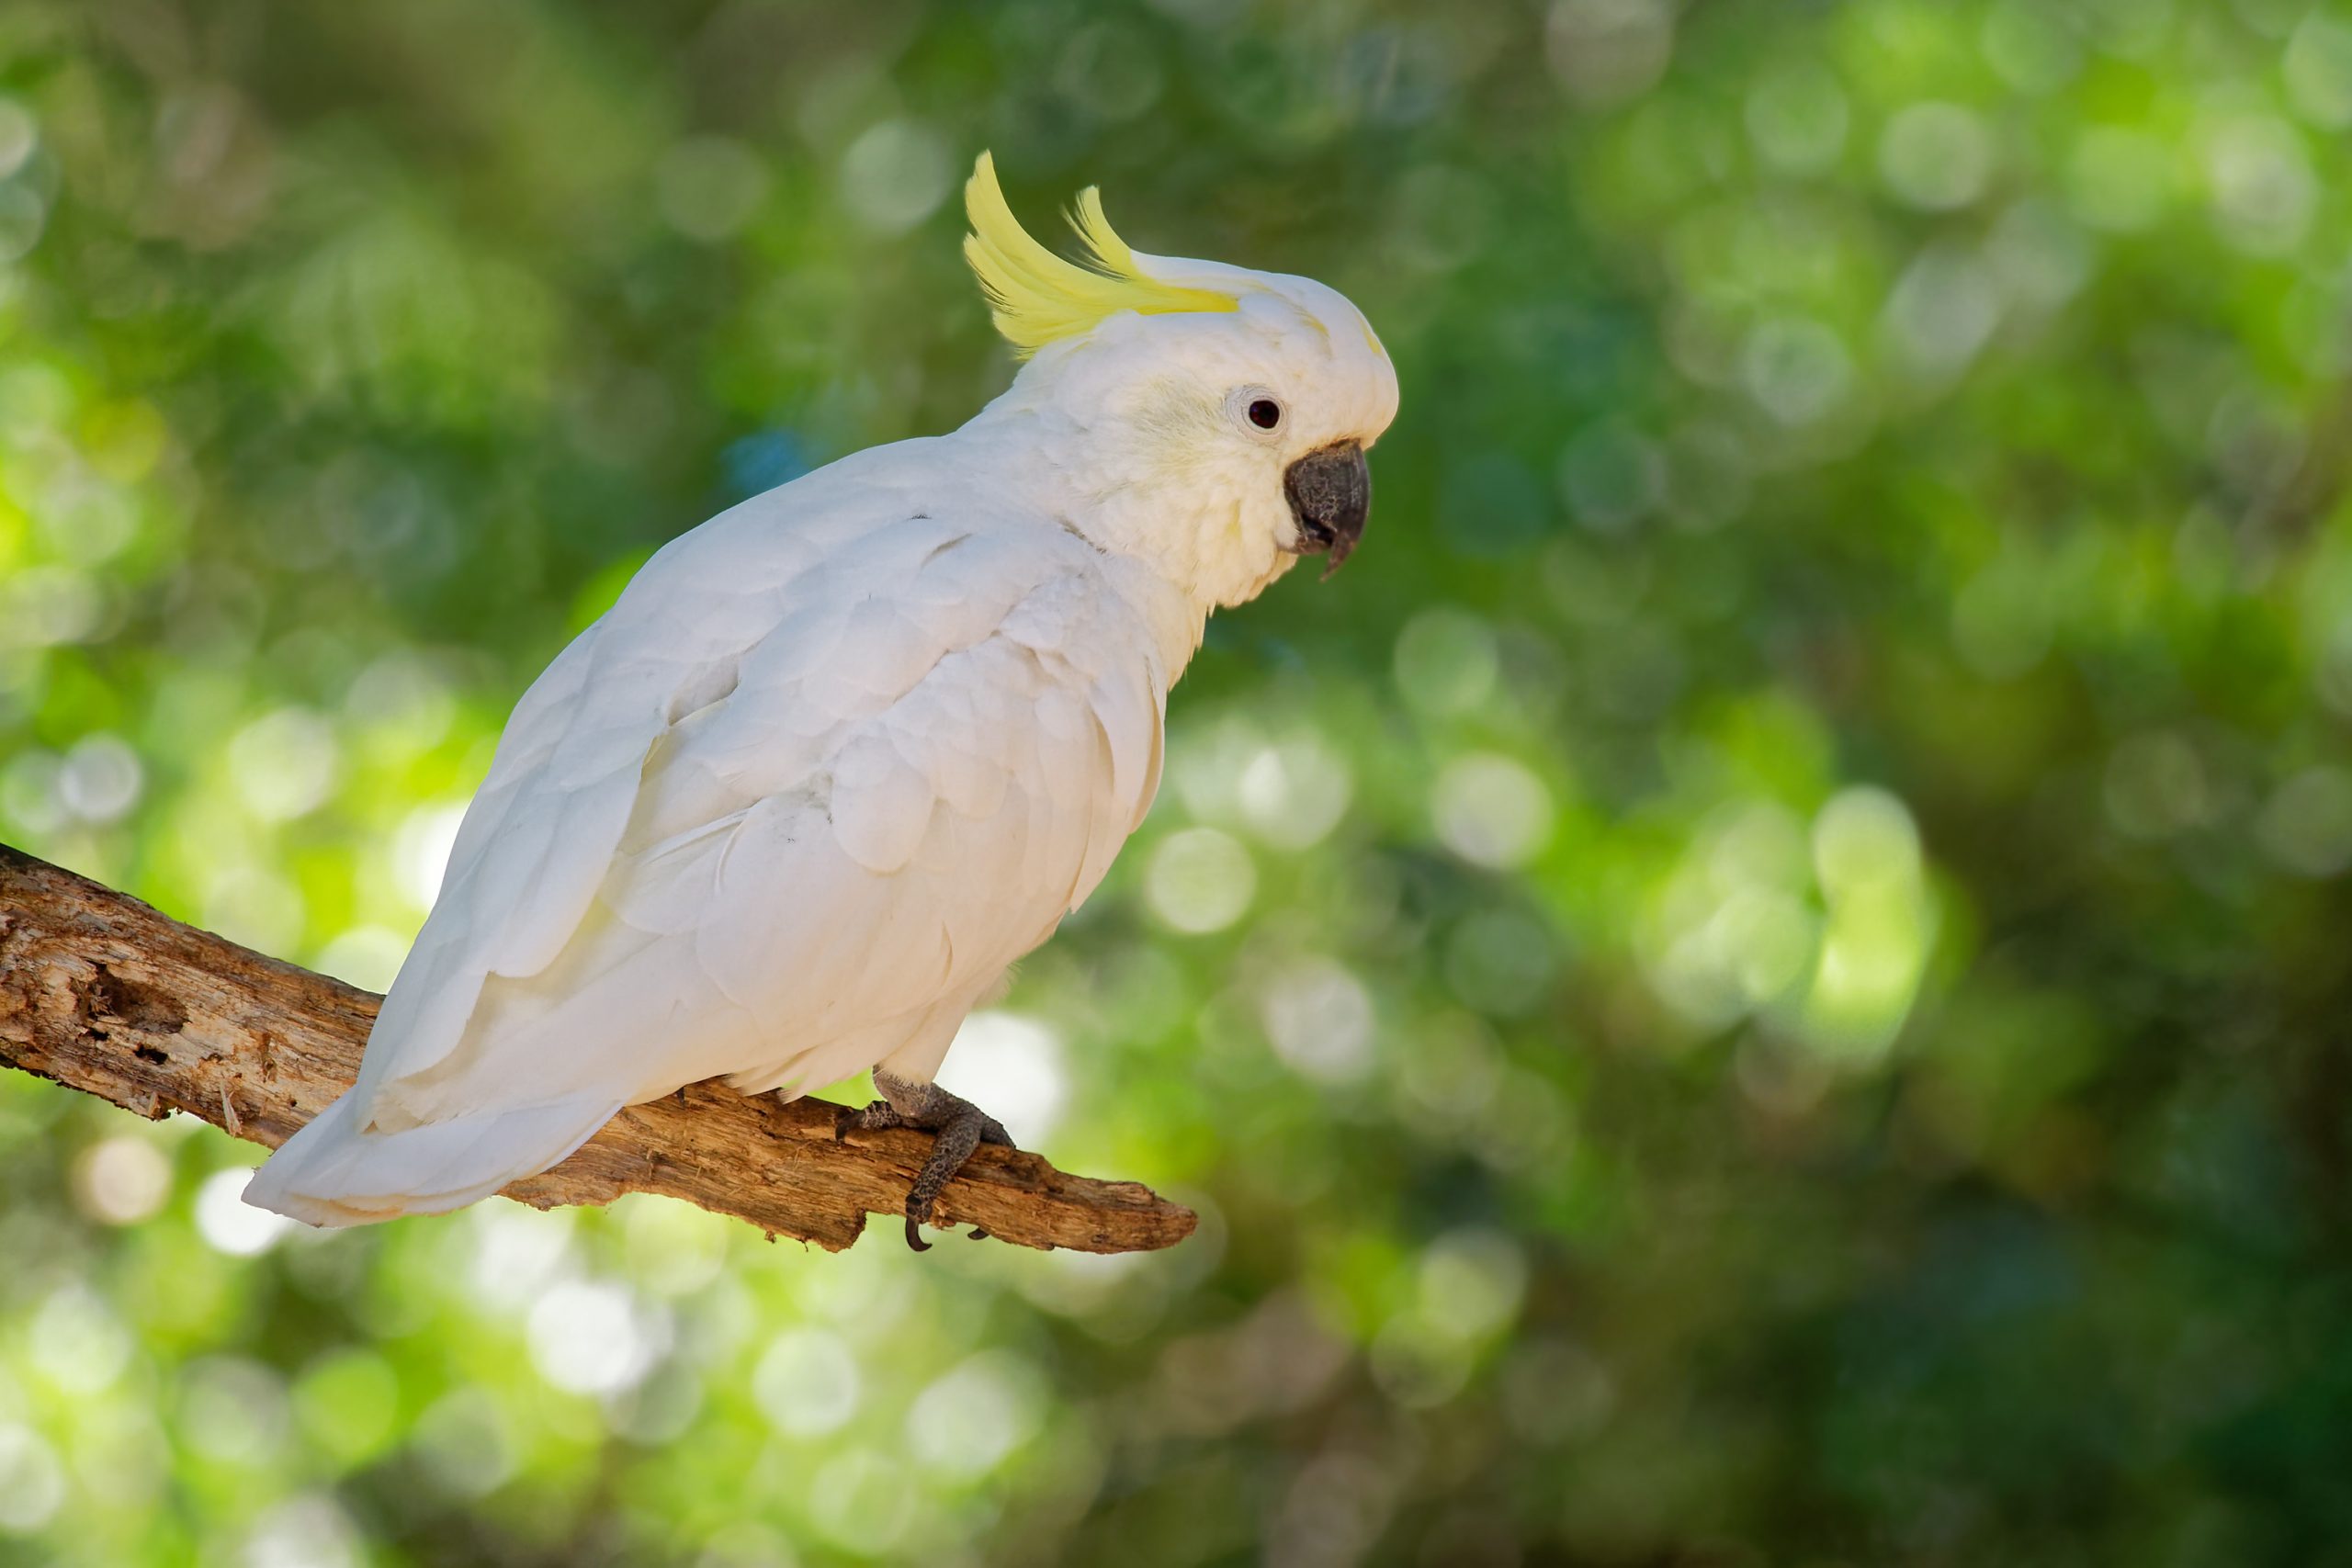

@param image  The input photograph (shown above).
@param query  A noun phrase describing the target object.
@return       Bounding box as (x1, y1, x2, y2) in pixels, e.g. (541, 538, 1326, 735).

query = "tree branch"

(0, 844, 1195, 1254)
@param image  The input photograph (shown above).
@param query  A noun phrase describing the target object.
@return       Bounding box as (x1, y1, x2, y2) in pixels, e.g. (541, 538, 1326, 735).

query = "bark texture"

(0, 844, 1195, 1254)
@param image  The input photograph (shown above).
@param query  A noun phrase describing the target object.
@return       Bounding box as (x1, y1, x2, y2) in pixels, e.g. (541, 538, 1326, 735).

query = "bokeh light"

(4, 1, 2350, 1562)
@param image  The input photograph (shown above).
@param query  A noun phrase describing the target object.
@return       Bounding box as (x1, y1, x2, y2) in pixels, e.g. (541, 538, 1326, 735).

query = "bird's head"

(962, 153, 1399, 609)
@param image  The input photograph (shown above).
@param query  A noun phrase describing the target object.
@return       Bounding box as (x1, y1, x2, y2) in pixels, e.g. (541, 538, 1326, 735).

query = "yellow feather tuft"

(963, 152, 1238, 356)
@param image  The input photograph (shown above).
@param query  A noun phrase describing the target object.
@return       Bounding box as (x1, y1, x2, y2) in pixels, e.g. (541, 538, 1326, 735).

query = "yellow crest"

(964, 152, 1238, 356)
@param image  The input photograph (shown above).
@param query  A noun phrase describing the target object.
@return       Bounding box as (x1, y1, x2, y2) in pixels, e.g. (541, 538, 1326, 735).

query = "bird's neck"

(952, 401, 1297, 624)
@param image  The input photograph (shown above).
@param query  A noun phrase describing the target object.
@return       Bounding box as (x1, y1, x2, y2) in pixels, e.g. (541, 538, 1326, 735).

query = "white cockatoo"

(246, 152, 1398, 1244)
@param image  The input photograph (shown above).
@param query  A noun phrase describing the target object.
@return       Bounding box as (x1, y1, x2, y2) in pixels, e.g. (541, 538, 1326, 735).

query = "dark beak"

(1283, 441, 1370, 578)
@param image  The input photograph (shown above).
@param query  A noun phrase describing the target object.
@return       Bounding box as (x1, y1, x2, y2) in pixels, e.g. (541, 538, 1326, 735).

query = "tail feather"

(243, 1089, 622, 1228)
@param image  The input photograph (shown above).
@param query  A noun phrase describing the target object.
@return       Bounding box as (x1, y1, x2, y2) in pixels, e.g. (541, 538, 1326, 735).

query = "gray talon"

(852, 1067, 1010, 1257)
(835, 1099, 906, 1141)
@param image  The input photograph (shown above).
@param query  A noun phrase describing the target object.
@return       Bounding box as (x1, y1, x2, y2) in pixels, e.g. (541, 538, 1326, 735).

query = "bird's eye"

(1248, 398, 1283, 431)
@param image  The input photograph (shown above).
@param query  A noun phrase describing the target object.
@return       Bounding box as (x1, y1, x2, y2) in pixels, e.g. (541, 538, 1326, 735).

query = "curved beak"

(1283, 441, 1370, 579)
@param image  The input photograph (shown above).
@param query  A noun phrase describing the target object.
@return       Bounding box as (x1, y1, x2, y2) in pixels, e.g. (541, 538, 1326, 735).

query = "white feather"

(245, 205, 1400, 1226)
(251, 441, 1183, 1224)
(243, 1089, 620, 1227)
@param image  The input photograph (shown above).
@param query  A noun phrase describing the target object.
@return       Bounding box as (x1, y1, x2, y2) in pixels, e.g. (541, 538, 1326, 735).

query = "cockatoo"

(246, 152, 1398, 1246)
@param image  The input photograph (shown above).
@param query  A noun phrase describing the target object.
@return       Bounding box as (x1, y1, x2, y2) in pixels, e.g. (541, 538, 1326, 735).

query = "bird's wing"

(351, 480, 1169, 1130)
(346, 449, 922, 1115)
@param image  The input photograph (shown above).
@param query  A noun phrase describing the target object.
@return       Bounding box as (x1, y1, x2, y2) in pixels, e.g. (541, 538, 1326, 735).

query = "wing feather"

(354, 473, 1170, 1135)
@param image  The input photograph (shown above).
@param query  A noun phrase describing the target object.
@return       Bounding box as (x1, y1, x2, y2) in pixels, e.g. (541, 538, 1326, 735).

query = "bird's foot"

(832, 1068, 1014, 1251)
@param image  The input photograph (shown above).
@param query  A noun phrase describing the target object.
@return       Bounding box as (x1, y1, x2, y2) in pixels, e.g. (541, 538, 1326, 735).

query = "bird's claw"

(835, 1099, 903, 1143)
(855, 1068, 1011, 1257)
(903, 1221, 991, 1249)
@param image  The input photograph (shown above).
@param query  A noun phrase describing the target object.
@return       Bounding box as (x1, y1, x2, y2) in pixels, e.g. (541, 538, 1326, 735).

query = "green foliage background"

(5, 0, 2352, 1562)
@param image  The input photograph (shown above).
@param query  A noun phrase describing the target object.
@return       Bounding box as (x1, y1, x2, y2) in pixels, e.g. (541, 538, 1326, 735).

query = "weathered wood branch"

(0, 844, 1195, 1254)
